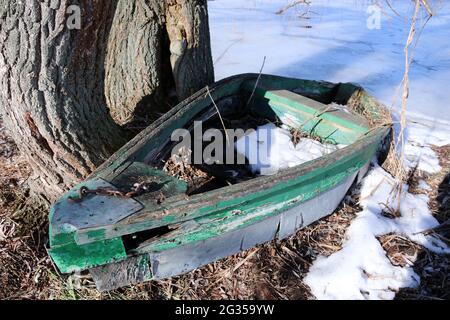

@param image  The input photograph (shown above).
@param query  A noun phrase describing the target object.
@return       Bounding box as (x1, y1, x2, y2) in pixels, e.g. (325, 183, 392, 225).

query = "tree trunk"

(165, 0, 214, 100)
(0, 0, 126, 202)
(0, 0, 214, 202)
(105, 0, 214, 125)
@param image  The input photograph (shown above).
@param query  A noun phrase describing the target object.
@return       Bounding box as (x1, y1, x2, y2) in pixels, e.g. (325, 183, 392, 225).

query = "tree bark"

(104, 0, 169, 125)
(0, 0, 127, 202)
(105, 0, 214, 125)
(166, 0, 214, 100)
(0, 0, 214, 202)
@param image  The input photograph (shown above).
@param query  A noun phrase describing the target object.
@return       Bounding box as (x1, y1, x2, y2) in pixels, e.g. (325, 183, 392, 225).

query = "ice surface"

(234, 123, 342, 175)
(209, 0, 450, 174)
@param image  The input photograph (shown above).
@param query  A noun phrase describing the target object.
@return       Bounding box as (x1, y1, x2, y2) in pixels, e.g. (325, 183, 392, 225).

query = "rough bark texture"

(105, 0, 214, 125)
(0, 0, 127, 202)
(0, 0, 214, 202)
(166, 0, 214, 100)
(105, 0, 169, 125)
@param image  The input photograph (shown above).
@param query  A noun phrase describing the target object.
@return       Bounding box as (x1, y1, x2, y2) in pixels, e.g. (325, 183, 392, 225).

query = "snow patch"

(235, 123, 343, 175)
(304, 165, 449, 300)
(417, 180, 432, 191)
(402, 120, 450, 174)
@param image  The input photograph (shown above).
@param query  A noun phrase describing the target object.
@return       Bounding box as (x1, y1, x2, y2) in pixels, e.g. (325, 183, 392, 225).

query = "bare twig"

(420, 0, 433, 16)
(246, 56, 266, 106)
(206, 86, 230, 146)
(276, 0, 311, 15)
(383, 0, 407, 19)
(214, 38, 244, 66)
(231, 248, 259, 273)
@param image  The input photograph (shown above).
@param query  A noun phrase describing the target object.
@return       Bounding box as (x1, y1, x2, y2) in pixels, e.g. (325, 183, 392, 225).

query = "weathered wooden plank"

(90, 254, 152, 292)
(243, 86, 369, 145)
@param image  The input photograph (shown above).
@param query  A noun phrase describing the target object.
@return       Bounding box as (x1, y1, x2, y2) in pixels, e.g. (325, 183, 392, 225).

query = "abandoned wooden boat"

(48, 73, 392, 291)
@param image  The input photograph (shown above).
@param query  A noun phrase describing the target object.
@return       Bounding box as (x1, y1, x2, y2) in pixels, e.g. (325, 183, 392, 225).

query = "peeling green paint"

(49, 238, 126, 273)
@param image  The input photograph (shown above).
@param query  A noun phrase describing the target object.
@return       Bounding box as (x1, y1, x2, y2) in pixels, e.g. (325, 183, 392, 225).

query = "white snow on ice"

(402, 120, 449, 173)
(209, 0, 450, 300)
(235, 123, 342, 175)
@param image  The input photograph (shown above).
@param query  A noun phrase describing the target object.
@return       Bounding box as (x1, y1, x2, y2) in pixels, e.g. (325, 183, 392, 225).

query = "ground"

(1, 114, 448, 300)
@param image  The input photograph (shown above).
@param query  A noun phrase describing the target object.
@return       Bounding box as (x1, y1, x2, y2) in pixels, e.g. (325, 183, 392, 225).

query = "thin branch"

(276, 0, 311, 15)
(214, 38, 243, 66)
(385, 0, 404, 19)
(420, 0, 433, 16)
(246, 56, 266, 107)
(206, 86, 230, 147)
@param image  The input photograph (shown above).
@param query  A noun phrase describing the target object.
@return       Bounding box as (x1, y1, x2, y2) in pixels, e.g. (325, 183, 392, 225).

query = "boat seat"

(241, 82, 369, 144)
(50, 162, 187, 237)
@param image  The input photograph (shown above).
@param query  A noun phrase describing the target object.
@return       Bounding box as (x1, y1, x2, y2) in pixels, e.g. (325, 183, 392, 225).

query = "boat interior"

(125, 77, 372, 196)
(97, 77, 375, 254)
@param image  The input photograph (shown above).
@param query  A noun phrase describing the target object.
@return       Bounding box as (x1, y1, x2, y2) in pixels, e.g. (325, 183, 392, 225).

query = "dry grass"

(379, 234, 421, 268)
(394, 145, 450, 300)
(0, 116, 52, 299)
(346, 90, 403, 179)
(162, 147, 214, 194)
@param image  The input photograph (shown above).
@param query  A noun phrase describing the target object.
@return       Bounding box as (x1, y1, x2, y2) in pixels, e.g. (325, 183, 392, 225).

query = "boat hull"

(90, 166, 366, 291)
(46, 73, 392, 291)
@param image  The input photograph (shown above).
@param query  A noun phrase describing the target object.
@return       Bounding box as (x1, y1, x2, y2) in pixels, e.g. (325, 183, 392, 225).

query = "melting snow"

(402, 120, 449, 174)
(417, 180, 432, 192)
(235, 123, 343, 175)
(304, 165, 449, 300)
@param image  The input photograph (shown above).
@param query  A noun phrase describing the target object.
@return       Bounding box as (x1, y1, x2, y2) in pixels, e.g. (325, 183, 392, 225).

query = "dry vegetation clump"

(394, 145, 450, 300)
(429, 145, 450, 224)
(395, 247, 450, 300)
(0, 116, 53, 299)
(378, 234, 421, 268)
(346, 90, 402, 180)
(162, 147, 214, 193)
